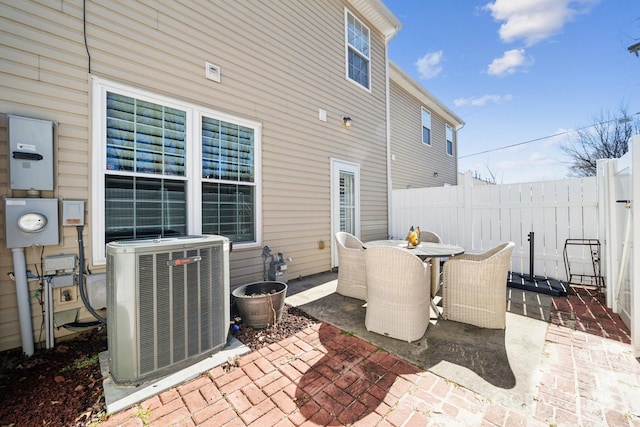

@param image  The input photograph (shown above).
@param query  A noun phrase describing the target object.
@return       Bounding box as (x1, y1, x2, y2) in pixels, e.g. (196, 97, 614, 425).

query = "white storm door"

(331, 159, 360, 267)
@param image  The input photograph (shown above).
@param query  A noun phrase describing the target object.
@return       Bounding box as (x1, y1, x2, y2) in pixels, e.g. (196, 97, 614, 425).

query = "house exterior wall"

(389, 80, 458, 189)
(0, 1, 398, 351)
(388, 62, 463, 190)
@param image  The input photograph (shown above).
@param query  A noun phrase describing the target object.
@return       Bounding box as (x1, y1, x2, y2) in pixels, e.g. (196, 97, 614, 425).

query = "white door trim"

(330, 158, 361, 267)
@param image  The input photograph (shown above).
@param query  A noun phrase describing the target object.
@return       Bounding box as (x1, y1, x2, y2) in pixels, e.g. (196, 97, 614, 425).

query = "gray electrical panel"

(5, 198, 59, 248)
(8, 115, 54, 191)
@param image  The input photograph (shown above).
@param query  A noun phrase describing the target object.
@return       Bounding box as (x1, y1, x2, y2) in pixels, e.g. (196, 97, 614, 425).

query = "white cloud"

(453, 94, 513, 107)
(487, 49, 532, 76)
(505, 144, 527, 154)
(415, 51, 443, 80)
(484, 0, 599, 46)
(542, 129, 574, 148)
(460, 155, 570, 183)
(497, 159, 519, 170)
(459, 141, 574, 184)
(529, 152, 547, 162)
(491, 148, 570, 182)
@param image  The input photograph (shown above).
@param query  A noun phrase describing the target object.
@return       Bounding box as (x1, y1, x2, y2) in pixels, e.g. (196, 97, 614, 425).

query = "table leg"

(430, 257, 440, 297)
(429, 257, 443, 319)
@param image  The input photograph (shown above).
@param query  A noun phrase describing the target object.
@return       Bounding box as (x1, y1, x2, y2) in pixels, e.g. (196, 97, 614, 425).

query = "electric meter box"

(5, 198, 59, 248)
(8, 115, 54, 191)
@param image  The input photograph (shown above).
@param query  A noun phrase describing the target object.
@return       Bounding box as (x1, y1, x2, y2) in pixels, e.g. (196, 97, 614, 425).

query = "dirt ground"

(0, 305, 317, 427)
(0, 328, 108, 427)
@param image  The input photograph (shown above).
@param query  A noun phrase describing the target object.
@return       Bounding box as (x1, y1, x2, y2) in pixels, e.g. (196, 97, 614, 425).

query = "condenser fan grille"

(137, 246, 225, 376)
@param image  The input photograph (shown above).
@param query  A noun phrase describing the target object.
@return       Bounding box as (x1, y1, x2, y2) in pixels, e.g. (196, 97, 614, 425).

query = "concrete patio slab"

(100, 337, 250, 413)
(287, 282, 547, 414)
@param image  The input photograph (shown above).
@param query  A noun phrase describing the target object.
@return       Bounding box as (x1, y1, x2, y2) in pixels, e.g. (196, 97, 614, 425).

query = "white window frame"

(446, 124, 454, 156)
(91, 77, 262, 264)
(421, 108, 431, 145)
(345, 8, 372, 92)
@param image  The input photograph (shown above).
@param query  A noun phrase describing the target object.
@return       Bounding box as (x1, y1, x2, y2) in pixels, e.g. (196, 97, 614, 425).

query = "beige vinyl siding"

(1, 0, 93, 351)
(0, 1, 392, 351)
(390, 80, 458, 189)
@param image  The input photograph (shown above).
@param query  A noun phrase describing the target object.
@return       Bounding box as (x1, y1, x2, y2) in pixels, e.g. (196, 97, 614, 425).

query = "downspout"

(455, 123, 465, 184)
(385, 29, 399, 239)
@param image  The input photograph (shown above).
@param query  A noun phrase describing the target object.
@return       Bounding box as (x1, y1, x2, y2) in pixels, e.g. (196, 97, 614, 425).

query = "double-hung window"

(92, 78, 261, 263)
(421, 108, 431, 145)
(346, 10, 371, 90)
(201, 118, 257, 241)
(446, 124, 453, 156)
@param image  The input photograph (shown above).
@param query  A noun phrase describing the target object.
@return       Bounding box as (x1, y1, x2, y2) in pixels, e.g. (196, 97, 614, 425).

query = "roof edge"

(389, 61, 465, 127)
(347, 0, 402, 37)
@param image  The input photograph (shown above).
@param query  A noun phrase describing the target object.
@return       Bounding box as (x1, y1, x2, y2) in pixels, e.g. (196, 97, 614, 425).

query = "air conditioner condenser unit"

(106, 235, 230, 385)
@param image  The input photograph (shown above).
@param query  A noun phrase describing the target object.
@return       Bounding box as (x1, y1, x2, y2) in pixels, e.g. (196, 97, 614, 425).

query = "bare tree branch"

(561, 106, 639, 177)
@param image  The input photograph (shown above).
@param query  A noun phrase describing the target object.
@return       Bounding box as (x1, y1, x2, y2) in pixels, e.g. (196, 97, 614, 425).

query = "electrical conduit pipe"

(12, 247, 34, 356)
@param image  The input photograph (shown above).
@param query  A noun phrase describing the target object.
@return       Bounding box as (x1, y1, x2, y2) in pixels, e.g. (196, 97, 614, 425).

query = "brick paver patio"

(100, 290, 640, 426)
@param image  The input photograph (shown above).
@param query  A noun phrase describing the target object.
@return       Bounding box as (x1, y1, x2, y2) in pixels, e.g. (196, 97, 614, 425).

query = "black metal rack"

(563, 239, 605, 292)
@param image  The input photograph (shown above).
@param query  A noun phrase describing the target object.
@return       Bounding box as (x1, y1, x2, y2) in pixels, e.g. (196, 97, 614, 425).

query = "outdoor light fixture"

(343, 116, 352, 127)
(433, 172, 438, 177)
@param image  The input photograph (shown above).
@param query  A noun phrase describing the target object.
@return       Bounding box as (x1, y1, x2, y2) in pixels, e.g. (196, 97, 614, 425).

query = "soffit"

(347, 0, 402, 38)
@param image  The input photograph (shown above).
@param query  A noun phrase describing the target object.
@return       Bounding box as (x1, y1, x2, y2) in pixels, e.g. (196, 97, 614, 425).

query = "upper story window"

(422, 108, 431, 145)
(346, 10, 371, 90)
(446, 124, 454, 156)
(92, 78, 261, 264)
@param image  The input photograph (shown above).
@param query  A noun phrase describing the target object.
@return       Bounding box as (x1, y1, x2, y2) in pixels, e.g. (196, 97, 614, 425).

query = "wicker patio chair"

(442, 241, 515, 329)
(364, 246, 431, 342)
(420, 230, 443, 297)
(420, 230, 442, 243)
(335, 232, 367, 301)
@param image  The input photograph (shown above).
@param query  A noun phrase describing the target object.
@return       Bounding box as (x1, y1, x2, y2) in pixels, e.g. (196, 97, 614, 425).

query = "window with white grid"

(93, 79, 261, 262)
(346, 10, 371, 90)
(422, 108, 431, 145)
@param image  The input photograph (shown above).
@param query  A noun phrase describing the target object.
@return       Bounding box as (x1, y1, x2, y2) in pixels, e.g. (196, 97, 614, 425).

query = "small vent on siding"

(205, 62, 221, 82)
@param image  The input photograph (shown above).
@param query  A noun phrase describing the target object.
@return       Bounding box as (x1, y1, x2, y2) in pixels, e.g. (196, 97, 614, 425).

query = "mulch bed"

(0, 328, 108, 427)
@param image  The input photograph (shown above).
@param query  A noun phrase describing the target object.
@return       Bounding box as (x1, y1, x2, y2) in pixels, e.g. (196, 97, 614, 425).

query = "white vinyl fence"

(598, 135, 639, 357)
(390, 135, 639, 356)
(391, 175, 599, 283)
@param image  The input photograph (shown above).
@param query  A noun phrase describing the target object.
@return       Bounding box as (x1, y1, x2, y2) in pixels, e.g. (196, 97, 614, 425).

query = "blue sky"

(383, 0, 639, 183)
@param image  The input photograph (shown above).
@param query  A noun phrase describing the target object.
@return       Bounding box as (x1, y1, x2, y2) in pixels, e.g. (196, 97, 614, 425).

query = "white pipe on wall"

(12, 247, 34, 356)
(44, 279, 54, 349)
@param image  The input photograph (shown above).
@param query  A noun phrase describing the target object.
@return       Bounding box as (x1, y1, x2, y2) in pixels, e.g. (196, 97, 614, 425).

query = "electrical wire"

(62, 321, 103, 331)
(83, 0, 91, 73)
(36, 247, 46, 346)
(459, 111, 640, 159)
(76, 225, 106, 324)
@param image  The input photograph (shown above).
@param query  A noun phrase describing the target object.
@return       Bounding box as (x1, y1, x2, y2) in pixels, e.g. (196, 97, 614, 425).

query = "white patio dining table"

(363, 239, 465, 317)
(364, 239, 465, 258)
